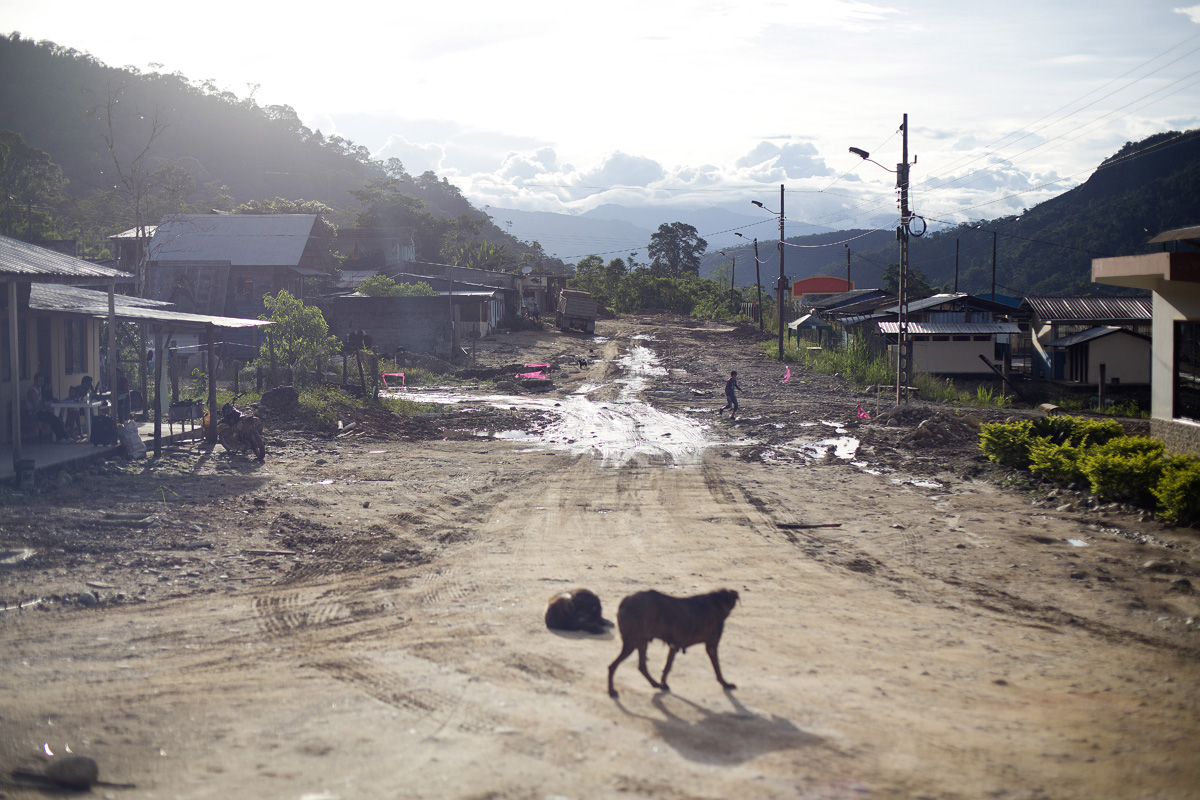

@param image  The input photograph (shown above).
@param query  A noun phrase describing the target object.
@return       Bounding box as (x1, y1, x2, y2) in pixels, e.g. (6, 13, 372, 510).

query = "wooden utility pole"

(896, 114, 912, 404)
(777, 184, 786, 361)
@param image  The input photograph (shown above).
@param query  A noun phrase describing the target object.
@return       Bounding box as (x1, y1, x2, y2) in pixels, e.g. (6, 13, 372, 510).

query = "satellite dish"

(521, 266, 533, 274)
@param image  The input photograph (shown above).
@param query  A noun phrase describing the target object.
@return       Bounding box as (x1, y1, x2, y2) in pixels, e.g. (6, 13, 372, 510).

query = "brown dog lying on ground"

(544, 588, 612, 634)
(607, 588, 739, 698)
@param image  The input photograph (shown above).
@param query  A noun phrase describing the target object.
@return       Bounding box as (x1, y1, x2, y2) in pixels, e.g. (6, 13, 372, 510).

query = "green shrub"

(1027, 439, 1085, 484)
(979, 420, 1034, 468)
(1028, 415, 1077, 445)
(1065, 417, 1125, 447)
(1080, 436, 1166, 503)
(1153, 454, 1200, 525)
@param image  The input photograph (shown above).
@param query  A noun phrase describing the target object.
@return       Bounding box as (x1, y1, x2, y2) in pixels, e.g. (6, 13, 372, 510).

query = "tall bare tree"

(98, 82, 168, 296)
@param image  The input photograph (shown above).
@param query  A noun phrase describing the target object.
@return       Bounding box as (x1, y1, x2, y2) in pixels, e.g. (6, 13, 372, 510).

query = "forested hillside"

(801, 129, 1200, 296)
(0, 34, 556, 270)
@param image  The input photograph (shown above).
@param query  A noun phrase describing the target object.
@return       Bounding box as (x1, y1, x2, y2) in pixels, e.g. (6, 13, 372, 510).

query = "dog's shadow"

(612, 690, 823, 765)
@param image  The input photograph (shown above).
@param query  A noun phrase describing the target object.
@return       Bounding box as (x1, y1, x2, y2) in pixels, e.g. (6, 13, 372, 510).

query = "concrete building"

(1092, 225, 1200, 454)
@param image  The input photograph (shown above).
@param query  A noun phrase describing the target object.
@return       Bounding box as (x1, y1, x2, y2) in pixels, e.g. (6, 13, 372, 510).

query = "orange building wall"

(792, 276, 853, 301)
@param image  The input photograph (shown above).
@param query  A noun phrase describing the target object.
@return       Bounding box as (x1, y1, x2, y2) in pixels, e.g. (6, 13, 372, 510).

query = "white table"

(49, 400, 104, 440)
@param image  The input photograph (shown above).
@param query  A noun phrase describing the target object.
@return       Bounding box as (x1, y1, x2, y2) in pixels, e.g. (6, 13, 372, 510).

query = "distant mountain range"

(500, 129, 1200, 295)
(492, 204, 835, 280)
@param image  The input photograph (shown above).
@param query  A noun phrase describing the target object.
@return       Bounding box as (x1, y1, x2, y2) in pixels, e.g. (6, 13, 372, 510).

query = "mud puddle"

(387, 346, 710, 466)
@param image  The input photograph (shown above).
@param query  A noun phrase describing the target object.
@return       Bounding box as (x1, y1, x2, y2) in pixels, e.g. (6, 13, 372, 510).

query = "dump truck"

(555, 289, 598, 333)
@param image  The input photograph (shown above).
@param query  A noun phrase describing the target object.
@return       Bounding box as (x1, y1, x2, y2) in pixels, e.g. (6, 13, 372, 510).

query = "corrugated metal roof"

(882, 293, 969, 314)
(1148, 225, 1200, 244)
(31, 283, 170, 310)
(878, 321, 1021, 335)
(108, 226, 157, 240)
(1023, 295, 1151, 321)
(25, 283, 268, 328)
(148, 214, 318, 266)
(0, 235, 131, 281)
(1047, 325, 1150, 348)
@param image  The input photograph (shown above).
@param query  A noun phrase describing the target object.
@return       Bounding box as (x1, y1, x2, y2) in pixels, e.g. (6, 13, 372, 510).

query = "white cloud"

(373, 134, 446, 176)
(1174, 5, 1200, 23)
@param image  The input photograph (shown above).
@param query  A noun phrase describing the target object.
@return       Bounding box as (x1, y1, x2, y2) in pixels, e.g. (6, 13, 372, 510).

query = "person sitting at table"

(64, 375, 95, 438)
(24, 372, 69, 442)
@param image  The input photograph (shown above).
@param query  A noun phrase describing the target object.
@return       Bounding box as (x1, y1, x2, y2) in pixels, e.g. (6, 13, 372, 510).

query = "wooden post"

(152, 328, 164, 457)
(206, 323, 217, 444)
(8, 280, 21, 468)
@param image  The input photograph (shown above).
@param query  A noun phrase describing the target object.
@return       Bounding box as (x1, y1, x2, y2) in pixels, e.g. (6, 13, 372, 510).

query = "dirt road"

(1, 315, 1198, 799)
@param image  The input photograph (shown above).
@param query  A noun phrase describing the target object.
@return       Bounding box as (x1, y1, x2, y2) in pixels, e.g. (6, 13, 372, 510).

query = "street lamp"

(851, 115, 913, 404)
(751, 184, 786, 360)
(734, 232, 763, 331)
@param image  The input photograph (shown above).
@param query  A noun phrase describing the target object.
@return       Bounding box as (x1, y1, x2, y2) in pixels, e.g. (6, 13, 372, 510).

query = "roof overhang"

(878, 321, 1021, 335)
(1092, 252, 1200, 290)
(68, 303, 272, 330)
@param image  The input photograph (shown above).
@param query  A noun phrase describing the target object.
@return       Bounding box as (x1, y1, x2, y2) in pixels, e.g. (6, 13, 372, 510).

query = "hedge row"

(979, 416, 1200, 526)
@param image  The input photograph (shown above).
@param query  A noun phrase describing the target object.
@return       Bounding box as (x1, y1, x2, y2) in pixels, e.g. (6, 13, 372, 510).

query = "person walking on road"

(719, 370, 742, 418)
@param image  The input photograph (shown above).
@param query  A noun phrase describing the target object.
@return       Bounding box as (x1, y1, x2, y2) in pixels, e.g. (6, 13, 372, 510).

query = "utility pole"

(777, 184, 786, 361)
(896, 114, 912, 404)
(720, 251, 738, 315)
(845, 244, 851, 290)
(753, 238, 762, 331)
(954, 239, 960, 293)
(990, 230, 997, 300)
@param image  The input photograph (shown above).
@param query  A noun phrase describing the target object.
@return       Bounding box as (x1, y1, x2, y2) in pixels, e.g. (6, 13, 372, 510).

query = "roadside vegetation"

(979, 416, 1200, 525)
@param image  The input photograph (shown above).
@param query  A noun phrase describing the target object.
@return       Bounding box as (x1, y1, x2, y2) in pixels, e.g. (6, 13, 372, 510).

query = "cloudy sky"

(5, 0, 1200, 241)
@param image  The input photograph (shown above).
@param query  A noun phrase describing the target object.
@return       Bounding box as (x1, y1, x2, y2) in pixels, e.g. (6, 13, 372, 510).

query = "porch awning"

(877, 321, 1020, 335)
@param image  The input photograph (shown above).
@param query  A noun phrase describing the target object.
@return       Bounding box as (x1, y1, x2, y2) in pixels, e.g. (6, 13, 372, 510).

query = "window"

(973, 335, 990, 342)
(65, 318, 86, 374)
(952, 335, 971, 342)
(932, 336, 949, 342)
(1174, 321, 1200, 422)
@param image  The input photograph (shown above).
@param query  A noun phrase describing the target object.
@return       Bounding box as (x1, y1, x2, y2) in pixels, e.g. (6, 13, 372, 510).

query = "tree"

(356, 275, 437, 297)
(258, 290, 340, 376)
(881, 263, 934, 299)
(97, 82, 169, 295)
(647, 222, 707, 278)
(0, 130, 67, 239)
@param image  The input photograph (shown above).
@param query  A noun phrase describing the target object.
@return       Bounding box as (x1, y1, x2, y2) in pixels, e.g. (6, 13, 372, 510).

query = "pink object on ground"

(783, 366, 791, 384)
(856, 402, 871, 420)
(380, 372, 405, 389)
(516, 371, 548, 379)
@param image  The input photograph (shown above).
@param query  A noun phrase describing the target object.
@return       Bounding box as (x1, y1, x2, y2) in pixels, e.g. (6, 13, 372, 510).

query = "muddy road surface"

(1, 315, 1198, 799)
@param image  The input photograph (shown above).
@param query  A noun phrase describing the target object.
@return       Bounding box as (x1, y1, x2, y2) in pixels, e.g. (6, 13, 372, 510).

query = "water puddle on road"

(385, 345, 933, 484)
(387, 345, 707, 467)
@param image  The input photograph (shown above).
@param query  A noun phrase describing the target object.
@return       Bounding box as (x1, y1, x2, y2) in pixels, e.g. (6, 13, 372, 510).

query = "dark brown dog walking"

(607, 588, 739, 698)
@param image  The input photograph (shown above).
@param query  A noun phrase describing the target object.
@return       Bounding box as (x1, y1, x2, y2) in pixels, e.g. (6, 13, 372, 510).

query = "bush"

(1027, 439, 1085, 484)
(1064, 417, 1125, 448)
(1153, 454, 1200, 525)
(979, 420, 1034, 468)
(1080, 436, 1166, 503)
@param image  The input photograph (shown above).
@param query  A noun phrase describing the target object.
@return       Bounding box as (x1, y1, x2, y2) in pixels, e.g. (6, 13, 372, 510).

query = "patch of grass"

(378, 395, 444, 415)
(769, 334, 894, 390)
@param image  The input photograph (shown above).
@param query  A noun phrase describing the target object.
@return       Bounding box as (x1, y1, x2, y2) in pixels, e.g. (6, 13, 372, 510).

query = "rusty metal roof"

(1023, 295, 1151, 321)
(0, 235, 131, 282)
(148, 214, 318, 266)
